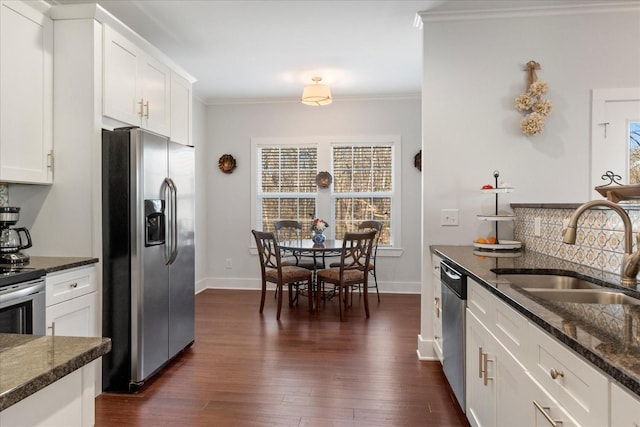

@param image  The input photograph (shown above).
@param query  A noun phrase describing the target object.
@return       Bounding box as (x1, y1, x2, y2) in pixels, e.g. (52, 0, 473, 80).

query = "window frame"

(250, 135, 402, 253)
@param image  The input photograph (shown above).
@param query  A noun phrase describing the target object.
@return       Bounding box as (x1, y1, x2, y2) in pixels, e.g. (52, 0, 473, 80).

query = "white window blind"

(332, 145, 392, 245)
(257, 146, 317, 233)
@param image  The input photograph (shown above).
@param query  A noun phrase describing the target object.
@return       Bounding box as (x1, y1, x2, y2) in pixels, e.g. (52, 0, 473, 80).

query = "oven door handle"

(0, 282, 45, 308)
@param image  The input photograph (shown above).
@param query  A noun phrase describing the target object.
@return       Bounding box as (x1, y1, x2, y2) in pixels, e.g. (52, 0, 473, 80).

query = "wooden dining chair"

(252, 230, 314, 319)
(316, 230, 376, 321)
(329, 220, 382, 301)
(357, 220, 382, 301)
(274, 220, 324, 270)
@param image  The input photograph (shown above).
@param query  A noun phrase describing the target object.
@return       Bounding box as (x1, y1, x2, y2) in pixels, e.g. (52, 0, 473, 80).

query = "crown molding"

(419, 1, 640, 22)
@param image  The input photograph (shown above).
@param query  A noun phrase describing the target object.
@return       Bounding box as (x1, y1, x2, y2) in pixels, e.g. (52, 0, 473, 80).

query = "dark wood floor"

(95, 289, 469, 427)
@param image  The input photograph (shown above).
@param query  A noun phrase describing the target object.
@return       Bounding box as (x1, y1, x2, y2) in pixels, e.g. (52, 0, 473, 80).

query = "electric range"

(0, 266, 46, 288)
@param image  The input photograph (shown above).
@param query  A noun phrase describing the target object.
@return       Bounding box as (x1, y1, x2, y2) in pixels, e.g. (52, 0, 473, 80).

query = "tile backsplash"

(513, 205, 640, 276)
(514, 204, 640, 348)
(0, 184, 7, 207)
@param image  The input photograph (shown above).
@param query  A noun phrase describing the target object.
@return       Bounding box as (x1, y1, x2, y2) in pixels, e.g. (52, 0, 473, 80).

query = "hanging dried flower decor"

(515, 61, 552, 136)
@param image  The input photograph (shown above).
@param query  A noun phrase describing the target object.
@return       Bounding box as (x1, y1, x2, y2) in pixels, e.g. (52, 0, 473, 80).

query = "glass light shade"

(301, 83, 332, 106)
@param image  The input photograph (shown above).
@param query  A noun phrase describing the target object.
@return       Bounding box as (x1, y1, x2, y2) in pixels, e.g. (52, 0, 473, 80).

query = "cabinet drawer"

(467, 278, 528, 362)
(46, 266, 96, 307)
(527, 322, 608, 427)
(526, 372, 580, 427)
(610, 382, 640, 427)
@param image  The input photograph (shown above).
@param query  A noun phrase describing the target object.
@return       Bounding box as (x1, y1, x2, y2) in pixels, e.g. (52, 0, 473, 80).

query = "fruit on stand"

(476, 236, 497, 245)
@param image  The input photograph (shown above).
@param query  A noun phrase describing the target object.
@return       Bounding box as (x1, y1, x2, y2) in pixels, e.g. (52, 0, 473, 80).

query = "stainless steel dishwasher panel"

(441, 261, 467, 413)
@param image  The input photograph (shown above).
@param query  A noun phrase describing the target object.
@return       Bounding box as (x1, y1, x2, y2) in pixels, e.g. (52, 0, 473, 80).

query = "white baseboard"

(416, 334, 438, 360)
(202, 277, 421, 293)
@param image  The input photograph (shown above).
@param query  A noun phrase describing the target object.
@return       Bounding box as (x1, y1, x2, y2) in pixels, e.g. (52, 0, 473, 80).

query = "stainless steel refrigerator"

(101, 127, 195, 392)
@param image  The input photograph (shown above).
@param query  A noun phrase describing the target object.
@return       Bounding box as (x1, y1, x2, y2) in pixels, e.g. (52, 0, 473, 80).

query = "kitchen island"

(0, 333, 110, 425)
(432, 246, 640, 395)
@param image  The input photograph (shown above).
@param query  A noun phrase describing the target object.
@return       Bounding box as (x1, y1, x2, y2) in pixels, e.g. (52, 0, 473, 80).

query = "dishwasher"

(440, 260, 467, 413)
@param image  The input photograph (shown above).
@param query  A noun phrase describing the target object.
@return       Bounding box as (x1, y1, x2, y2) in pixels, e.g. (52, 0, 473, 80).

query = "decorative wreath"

(515, 61, 553, 136)
(218, 154, 237, 174)
(315, 171, 333, 188)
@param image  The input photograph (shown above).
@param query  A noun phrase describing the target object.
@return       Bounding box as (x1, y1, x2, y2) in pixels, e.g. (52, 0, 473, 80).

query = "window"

(332, 145, 392, 245)
(252, 136, 400, 248)
(257, 145, 317, 232)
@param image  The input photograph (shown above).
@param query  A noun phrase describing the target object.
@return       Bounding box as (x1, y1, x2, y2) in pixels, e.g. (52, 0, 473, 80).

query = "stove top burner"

(0, 265, 45, 288)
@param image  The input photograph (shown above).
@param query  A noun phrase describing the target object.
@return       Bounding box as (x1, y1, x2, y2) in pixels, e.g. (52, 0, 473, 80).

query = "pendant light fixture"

(301, 76, 332, 106)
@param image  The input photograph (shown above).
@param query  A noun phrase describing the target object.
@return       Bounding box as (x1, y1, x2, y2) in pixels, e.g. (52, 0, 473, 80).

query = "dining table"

(278, 239, 344, 311)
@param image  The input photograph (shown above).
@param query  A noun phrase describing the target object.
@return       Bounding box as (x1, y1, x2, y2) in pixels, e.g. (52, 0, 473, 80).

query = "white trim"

(416, 334, 438, 361)
(419, 1, 640, 22)
(204, 276, 421, 294)
(590, 88, 640, 198)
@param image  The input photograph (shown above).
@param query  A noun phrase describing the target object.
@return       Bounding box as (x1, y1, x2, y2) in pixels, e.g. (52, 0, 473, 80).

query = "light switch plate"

(534, 217, 542, 236)
(441, 209, 459, 226)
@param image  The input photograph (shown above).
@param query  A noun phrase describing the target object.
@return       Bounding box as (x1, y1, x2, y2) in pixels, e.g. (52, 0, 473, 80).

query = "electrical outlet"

(534, 217, 542, 237)
(225, 258, 232, 269)
(441, 209, 459, 226)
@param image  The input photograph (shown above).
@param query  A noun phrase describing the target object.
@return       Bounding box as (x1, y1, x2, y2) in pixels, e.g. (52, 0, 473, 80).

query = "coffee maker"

(0, 207, 32, 264)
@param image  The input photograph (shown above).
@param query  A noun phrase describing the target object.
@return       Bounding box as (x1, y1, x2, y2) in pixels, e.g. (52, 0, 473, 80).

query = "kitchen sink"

(493, 273, 603, 290)
(524, 289, 640, 305)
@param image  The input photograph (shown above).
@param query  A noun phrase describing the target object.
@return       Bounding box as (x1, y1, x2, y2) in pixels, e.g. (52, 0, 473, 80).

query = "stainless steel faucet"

(563, 200, 638, 287)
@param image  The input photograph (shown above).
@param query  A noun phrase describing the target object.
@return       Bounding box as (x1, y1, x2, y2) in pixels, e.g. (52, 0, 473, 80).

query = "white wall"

(418, 5, 640, 358)
(204, 98, 422, 292)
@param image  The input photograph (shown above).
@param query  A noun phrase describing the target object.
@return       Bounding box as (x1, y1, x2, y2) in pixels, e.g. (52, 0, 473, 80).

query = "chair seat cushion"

(329, 261, 374, 270)
(317, 267, 365, 283)
(265, 266, 311, 283)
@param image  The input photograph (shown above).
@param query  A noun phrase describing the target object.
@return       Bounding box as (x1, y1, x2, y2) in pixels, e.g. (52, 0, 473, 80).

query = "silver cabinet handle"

(48, 321, 55, 337)
(138, 98, 144, 117)
(533, 400, 562, 426)
(550, 368, 565, 380)
(144, 100, 150, 119)
(47, 150, 54, 172)
(478, 347, 493, 386)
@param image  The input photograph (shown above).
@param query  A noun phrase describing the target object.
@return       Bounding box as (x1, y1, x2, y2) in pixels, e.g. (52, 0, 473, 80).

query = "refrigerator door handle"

(164, 177, 179, 265)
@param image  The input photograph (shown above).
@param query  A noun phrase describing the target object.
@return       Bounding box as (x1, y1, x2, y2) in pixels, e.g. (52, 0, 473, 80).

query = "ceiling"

(50, 0, 626, 104)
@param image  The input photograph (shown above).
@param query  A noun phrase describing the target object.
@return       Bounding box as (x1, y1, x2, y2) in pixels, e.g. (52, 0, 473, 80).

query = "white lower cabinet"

(46, 291, 96, 337)
(466, 310, 529, 427)
(610, 382, 640, 427)
(45, 265, 97, 338)
(0, 361, 96, 427)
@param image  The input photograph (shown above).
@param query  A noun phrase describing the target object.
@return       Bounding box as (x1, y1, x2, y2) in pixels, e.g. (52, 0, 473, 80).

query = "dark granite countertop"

(0, 334, 111, 411)
(431, 245, 640, 398)
(15, 256, 98, 273)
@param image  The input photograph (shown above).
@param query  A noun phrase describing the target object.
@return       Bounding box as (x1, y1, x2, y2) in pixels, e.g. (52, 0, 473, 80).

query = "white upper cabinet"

(103, 24, 171, 136)
(0, 0, 53, 184)
(170, 72, 192, 146)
